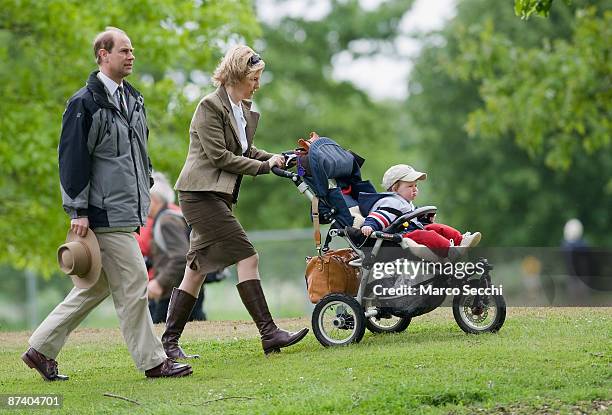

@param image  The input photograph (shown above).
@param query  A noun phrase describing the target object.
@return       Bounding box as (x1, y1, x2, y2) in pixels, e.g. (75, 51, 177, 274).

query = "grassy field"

(1, 308, 610, 414)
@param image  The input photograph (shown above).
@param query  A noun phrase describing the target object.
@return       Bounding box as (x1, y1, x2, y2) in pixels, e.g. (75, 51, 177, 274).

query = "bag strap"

(312, 196, 321, 254)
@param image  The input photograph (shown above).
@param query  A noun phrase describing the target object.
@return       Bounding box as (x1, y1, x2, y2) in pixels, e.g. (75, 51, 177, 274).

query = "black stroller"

(273, 137, 506, 347)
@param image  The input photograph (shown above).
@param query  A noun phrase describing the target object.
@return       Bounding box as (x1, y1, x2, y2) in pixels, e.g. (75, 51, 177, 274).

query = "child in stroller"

(360, 164, 482, 261)
(273, 135, 506, 347)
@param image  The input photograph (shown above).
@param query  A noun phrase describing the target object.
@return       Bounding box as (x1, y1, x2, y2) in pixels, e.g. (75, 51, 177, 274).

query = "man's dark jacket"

(59, 70, 152, 228)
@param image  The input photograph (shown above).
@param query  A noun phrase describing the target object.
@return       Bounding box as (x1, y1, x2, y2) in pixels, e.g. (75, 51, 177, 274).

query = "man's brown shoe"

(21, 348, 69, 381)
(145, 358, 193, 378)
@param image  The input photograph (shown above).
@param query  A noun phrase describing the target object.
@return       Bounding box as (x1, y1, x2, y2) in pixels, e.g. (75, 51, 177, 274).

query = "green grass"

(1, 308, 610, 414)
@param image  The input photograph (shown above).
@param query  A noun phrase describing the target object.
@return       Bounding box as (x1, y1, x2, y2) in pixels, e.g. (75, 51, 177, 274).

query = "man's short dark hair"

(93, 27, 127, 64)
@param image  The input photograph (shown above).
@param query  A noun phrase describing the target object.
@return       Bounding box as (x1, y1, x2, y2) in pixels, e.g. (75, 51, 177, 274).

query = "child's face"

(395, 180, 419, 201)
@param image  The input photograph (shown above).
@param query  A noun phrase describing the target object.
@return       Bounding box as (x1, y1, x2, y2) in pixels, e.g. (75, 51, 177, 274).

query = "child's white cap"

(382, 164, 427, 190)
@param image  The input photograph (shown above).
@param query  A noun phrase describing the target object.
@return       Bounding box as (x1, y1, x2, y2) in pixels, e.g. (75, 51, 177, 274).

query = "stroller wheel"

(365, 311, 411, 334)
(452, 293, 506, 334)
(312, 293, 366, 347)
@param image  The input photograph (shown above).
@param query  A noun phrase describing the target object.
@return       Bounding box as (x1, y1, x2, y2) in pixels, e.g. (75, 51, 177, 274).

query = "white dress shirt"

(228, 95, 249, 155)
(97, 71, 126, 112)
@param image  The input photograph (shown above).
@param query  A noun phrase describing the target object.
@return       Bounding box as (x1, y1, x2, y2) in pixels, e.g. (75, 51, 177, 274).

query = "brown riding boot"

(237, 279, 309, 355)
(161, 288, 200, 359)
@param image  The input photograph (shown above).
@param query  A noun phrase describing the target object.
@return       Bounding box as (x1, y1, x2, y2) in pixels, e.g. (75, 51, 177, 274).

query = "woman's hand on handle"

(268, 154, 285, 168)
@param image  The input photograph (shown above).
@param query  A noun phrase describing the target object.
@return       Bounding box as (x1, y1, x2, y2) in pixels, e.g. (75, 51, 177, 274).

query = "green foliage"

(515, 0, 572, 19)
(451, 7, 611, 171)
(0, 0, 259, 274)
(405, 0, 612, 246)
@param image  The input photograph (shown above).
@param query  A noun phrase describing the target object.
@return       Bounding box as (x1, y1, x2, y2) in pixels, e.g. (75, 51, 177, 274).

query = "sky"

(257, 0, 457, 101)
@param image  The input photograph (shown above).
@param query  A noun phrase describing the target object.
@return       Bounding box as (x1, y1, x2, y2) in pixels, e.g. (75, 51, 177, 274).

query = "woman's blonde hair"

(212, 45, 265, 87)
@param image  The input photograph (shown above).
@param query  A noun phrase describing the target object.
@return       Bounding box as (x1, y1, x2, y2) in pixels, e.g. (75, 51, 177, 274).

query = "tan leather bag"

(305, 248, 360, 304)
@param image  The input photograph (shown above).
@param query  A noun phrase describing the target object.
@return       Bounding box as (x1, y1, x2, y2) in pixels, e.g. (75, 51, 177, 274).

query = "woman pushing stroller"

(162, 45, 309, 358)
(360, 164, 481, 259)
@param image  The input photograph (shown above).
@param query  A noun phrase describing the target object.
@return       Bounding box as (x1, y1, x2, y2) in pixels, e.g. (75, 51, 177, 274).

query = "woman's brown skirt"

(178, 191, 256, 275)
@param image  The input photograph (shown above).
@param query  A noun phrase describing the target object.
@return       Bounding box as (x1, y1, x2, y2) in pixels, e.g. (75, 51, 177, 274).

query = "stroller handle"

(271, 150, 301, 179)
(271, 166, 296, 179)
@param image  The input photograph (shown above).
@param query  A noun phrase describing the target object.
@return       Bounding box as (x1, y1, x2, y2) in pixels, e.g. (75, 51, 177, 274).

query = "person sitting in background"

(145, 172, 207, 323)
(360, 164, 481, 259)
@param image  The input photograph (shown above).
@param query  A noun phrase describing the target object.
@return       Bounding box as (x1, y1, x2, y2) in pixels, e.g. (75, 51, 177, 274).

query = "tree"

(405, 0, 612, 246)
(451, 6, 611, 171)
(0, 0, 259, 274)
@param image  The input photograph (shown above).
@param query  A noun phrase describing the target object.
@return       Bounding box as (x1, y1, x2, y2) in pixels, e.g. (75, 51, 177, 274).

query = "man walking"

(22, 27, 191, 380)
